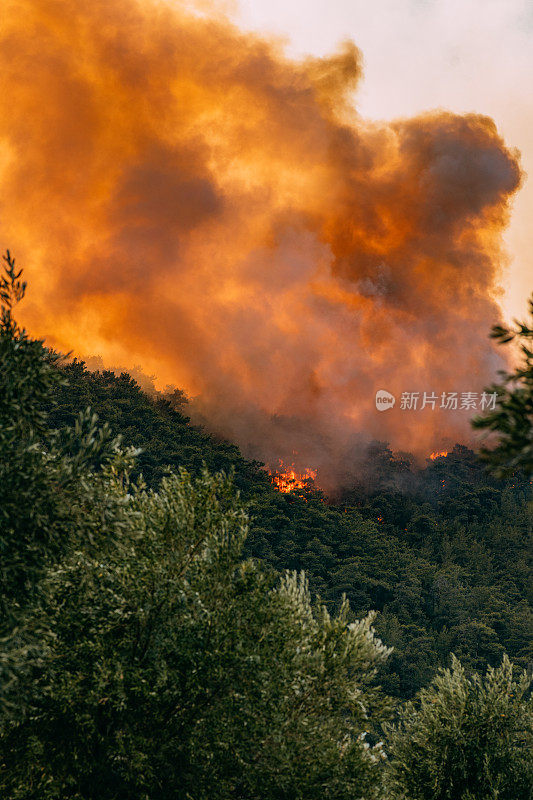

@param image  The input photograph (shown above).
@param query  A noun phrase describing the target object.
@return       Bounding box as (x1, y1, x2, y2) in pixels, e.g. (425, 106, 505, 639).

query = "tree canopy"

(1, 253, 532, 798)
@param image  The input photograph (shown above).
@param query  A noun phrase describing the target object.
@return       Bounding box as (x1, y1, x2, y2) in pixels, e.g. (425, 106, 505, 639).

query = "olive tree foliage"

(0, 253, 391, 799)
(473, 294, 533, 477)
(1, 467, 392, 799)
(386, 654, 533, 800)
(0, 252, 136, 712)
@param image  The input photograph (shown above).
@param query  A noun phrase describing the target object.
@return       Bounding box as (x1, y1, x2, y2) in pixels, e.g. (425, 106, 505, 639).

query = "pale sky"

(235, 0, 533, 321)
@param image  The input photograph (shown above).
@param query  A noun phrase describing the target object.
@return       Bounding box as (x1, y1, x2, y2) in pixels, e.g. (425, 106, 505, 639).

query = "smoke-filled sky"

(238, 0, 533, 321)
(0, 0, 528, 486)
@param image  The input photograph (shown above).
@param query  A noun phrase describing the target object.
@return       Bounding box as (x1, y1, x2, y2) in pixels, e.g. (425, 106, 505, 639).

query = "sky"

(235, 0, 533, 320)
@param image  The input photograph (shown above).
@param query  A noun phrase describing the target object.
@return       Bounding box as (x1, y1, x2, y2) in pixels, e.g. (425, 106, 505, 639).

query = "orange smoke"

(0, 0, 523, 489)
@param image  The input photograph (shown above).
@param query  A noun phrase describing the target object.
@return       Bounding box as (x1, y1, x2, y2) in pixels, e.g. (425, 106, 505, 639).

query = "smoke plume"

(0, 0, 523, 487)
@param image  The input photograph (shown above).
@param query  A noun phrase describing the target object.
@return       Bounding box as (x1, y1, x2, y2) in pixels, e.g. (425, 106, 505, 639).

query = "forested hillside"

(44, 360, 533, 698)
(2, 258, 532, 799)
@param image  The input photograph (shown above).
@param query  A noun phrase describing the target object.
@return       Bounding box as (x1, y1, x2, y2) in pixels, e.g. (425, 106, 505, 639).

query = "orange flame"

(270, 461, 317, 494)
(429, 450, 449, 460)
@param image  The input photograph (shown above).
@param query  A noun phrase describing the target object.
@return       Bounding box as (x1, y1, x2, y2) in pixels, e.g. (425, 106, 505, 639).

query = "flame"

(270, 461, 317, 494)
(429, 450, 449, 460)
(0, 0, 523, 489)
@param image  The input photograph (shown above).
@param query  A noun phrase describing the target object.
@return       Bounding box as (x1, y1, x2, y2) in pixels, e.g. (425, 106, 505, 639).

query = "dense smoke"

(0, 0, 522, 487)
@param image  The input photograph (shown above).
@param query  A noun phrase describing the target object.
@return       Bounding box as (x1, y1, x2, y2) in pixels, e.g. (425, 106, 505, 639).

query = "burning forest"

(2, 3, 532, 795)
(0, 0, 523, 489)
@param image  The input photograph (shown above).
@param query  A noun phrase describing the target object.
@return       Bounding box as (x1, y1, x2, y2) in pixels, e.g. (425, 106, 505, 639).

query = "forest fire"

(270, 462, 317, 494)
(0, 0, 522, 488)
(429, 450, 449, 460)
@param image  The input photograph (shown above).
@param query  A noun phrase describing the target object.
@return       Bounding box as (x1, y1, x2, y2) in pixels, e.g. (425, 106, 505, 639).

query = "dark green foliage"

(1, 254, 391, 799)
(387, 655, 533, 799)
(0, 254, 136, 713)
(473, 294, 533, 477)
(2, 253, 532, 798)
(44, 359, 271, 495)
(1, 468, 391, 798)
(40, 361, 533, 699)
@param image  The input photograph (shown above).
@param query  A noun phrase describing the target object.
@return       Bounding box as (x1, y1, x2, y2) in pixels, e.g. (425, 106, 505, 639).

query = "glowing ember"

(270, 461, 317, 494)
(430, 450, 449, 460)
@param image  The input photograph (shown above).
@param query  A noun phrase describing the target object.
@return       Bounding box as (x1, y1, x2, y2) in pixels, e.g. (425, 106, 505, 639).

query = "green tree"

(387, 655, 533, 800)
(0, 252, 137, 715)
(1, 467, 392, 799)
(0, 253, 391, 798)
(473, 295, 533, 477)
